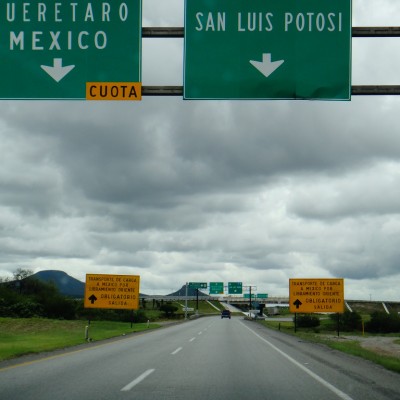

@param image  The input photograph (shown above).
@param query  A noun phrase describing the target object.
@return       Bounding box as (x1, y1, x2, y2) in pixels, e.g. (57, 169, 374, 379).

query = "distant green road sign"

(189, 282, 207, 289)
(257, 294, 269, 299)
(184, 0, 351, 100)
(1, 0, 141, 99)
(209, 282, 224, 294)
(228, 282, 242, 294)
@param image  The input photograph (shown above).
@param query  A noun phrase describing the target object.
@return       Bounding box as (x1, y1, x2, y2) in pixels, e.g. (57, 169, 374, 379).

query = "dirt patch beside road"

(332, 335, 400, 359)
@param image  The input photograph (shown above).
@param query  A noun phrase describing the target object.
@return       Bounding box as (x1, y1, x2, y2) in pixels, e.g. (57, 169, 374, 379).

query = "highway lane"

(0, 317, 399, 400)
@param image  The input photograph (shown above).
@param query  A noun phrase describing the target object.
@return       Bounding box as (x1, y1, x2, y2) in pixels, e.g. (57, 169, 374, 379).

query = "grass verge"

(325, 338, 400, 373)
(0, 317, 161, 362)
(260, 319, 400, 374)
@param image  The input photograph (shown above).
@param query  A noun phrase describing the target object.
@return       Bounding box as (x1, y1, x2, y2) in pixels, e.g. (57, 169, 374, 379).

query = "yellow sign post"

(289, 278, 344, 313)
(84, 274, 140, 310)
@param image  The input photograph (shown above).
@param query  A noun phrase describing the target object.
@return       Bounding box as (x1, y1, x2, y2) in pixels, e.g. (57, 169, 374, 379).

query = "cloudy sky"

(1, 0, 400, 301)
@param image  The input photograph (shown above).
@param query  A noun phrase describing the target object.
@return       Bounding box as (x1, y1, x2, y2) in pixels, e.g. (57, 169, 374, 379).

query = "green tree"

(12, 268, 33, 294)
(295, 314, 320, 328)
(13, 268, 33, 281)
(160, 303, 178, 318)
(330, 310, 362, 331)
(0, 271, 78, 320)
(366, 312, 400, 333)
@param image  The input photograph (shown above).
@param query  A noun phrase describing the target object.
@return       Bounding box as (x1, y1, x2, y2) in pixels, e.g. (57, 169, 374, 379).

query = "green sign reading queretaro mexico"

(1, 1, 141, 99)
(184, 0, 352, 100)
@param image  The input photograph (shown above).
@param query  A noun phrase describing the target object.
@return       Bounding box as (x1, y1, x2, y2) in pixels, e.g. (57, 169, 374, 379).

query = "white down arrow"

(250, 53, 284, 78)
(41, 58, 75, 82)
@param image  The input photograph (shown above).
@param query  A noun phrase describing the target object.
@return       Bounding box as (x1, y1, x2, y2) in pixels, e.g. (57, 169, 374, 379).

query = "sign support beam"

(142, 24, 400, 97)
(142, 26, 400, 38)
(142, 85, 400, 96)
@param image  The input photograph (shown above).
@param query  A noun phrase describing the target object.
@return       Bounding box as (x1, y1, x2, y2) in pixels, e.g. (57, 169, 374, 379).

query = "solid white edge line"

(171, 347, 183, 355)
(121, 369, 155, 392)
(240, 322, 354, 400)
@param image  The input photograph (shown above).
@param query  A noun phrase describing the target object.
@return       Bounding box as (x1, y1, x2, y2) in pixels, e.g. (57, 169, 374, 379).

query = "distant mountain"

(168, 284, 209, 297)
(31, 270, 204, 299)
(32, 270, 85, 298)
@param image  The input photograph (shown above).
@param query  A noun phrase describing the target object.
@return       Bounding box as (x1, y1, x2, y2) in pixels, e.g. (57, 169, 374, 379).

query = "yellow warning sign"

(289, 278, 344, 314)
(84, 274, 140, 310)
(86, 82, 142, 100)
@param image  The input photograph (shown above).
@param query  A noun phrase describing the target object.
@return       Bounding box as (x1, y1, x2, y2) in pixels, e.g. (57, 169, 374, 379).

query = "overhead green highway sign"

(189, 282, 207, 289)
(184, 0, 351, 100)
(209, 282, 224, 294)
(1, 0, 141, 99)
(228, 282, 242, 294)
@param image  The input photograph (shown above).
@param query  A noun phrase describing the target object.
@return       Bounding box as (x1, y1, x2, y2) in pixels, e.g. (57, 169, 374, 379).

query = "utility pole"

(249, 286, 252, 311)
(185, 282, 188, 320)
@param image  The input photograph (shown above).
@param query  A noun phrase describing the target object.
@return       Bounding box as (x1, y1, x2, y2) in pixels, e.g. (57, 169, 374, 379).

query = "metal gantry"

(142, 26, 400, 96)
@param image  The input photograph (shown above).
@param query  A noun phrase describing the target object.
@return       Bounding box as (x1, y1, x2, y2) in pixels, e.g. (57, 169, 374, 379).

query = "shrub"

(330, 310, 362, 331)
(6, 301, 43, 318)
(295, 314, 320, 328)
(133, 309, 149, 323)
(366, 312, 400, 333)
(0, 275, 77, 319)
(160, 303, 178, 318)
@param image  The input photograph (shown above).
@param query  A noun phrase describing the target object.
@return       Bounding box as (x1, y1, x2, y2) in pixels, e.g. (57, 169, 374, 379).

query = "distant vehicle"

(221, 310, 231, 319)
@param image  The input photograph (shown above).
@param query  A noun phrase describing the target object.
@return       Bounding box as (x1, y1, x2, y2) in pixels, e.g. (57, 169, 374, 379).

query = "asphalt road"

(0, 317, 399, 400)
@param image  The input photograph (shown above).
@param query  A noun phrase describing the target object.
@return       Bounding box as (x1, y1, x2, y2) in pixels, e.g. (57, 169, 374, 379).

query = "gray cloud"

(1, 1, 400, 300)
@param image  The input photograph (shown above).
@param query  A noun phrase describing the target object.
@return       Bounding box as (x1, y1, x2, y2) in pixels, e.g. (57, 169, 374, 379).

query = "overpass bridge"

(140, 296, 400, 314)
(140, 295, 289, 305)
